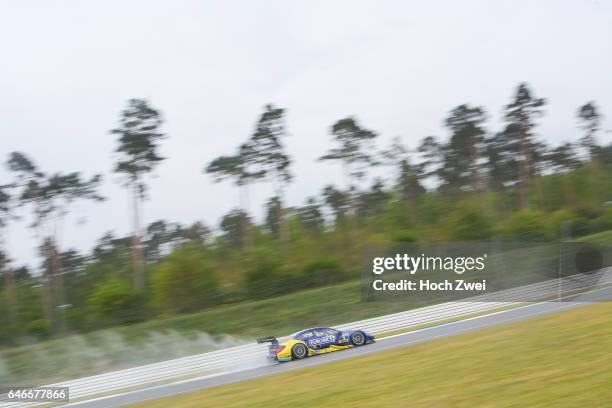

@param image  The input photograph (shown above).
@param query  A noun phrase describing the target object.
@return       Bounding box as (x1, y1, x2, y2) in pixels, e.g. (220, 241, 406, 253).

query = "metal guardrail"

(2, 267, 610, 408)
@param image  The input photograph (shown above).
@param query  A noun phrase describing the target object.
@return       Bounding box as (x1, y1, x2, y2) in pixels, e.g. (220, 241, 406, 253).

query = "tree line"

(0, 82, 611, 344)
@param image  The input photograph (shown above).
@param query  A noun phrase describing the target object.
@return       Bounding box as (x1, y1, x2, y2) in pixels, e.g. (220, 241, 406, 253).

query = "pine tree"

(503, 83, 546, 208)
(111, 99, 166, 290)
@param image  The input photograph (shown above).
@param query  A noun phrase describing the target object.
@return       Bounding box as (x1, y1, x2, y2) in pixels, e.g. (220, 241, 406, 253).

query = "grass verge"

(132, 302, 612, 408)
(577, 229, 612, 245)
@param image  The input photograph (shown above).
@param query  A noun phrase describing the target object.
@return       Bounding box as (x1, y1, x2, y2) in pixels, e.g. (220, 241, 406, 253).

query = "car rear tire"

(291, 343, 308, 359)
(350, 331, 366, 346)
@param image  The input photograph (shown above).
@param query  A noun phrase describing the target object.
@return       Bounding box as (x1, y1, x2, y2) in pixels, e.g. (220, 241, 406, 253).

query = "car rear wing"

(256, 336, 279, 345)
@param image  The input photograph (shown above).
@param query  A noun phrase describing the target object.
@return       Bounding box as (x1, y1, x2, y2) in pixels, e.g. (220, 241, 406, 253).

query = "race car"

(257, 326, 375, 362)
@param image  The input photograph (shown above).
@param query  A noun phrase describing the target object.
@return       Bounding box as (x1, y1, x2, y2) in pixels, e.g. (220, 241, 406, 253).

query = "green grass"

(577, 229, 612, 245)
(132, 302, 612, 408)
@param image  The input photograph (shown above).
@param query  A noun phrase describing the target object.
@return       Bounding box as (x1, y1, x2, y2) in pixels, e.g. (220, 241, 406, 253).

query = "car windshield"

(295, 331, 314, 340)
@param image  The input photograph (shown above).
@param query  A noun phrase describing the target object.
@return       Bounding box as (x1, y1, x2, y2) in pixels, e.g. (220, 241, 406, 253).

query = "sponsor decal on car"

(307, 334, 335, 347)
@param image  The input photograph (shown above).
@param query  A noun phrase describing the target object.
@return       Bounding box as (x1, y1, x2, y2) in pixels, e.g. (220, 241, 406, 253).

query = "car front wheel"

(350, 331, 366, 346)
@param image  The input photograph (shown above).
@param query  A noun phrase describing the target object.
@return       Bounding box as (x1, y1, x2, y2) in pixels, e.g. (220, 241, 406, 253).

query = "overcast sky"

(1, 0, 611, 268)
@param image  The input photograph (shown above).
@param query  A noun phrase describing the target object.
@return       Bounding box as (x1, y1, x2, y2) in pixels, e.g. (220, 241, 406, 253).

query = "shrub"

(448, 205, 493, 241)
(244, 251, 284, 299)
(26, 319, 52, 340)
(503, 209, 552, 242)
(570, 216, 597, 237)
(151, 243, 220, 313)
(570, 205, 603, 237)
(88, 278, 145, 326)
(596, 207, 612, 231)
(391, 230, 418, 243)
(300, 258, 347, 287)
(548, 209, 576, 238)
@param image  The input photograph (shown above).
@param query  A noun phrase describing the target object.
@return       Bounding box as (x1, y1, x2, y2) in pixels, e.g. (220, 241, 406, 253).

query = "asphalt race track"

(63, 285, 612, 408)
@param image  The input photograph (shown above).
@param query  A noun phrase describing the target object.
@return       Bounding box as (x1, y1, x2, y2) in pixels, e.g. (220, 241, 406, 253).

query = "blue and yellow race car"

(257, 327, 375, 362)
